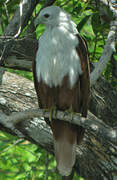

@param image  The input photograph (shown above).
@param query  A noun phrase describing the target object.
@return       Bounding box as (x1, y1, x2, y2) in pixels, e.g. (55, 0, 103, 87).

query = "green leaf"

(91, 12, 101, 35)
(77, 15, 91, 32)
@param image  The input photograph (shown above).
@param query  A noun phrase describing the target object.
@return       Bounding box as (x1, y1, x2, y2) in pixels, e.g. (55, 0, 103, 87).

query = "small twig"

(0, 138, 23, 154)
(4, 2, 9, 22)
(5, 0, 11, 4)
(14, 0, 23, 38)
(0, 45, 7, 65)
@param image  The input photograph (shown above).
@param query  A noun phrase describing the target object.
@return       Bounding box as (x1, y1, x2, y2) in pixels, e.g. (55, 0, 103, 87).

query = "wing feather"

(76, 34, 90, 117)
(32, 39, 43, 108)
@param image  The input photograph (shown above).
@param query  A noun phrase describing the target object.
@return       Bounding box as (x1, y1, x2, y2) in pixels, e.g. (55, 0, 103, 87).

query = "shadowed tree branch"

(90, 20, 117, 85)
(0, 108, 117, 145)
(0, 0, 39, 66)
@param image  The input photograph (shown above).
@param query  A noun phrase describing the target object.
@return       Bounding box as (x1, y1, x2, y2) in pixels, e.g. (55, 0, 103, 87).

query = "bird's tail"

(51, 119, 77, 176)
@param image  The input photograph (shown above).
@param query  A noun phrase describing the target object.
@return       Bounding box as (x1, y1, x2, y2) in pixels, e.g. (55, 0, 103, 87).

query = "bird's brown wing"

(76, 34, 90, 117)
(32, 40, 42, 109)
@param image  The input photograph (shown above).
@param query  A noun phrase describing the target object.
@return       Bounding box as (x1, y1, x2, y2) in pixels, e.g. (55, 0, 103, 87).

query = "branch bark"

(4, 0, 38, 37)
(0, 0, 39, 65)
(90, 20, 117, 85)
(0, 108, 117, 145)
(99, 0, 117, 16)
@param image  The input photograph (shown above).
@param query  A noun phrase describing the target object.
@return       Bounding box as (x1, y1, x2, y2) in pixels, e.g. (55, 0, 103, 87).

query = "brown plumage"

(33, 5, 90, 179)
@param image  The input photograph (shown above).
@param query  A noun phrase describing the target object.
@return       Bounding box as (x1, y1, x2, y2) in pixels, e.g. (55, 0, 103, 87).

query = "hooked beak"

(34, 17, 42, 27)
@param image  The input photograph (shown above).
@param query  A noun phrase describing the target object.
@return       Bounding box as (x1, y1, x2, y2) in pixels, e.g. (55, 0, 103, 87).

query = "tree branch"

(0, 108, 117, 145)
(0, 0, 39, 65)
(90, 19, 117, 85)
(99, 0, 117, 16)
(4, 0, 38, 37)
(89, 0, 117, 85)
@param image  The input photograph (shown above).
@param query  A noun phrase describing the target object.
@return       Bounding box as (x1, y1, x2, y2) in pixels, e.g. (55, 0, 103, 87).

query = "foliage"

(0, 131, 83, 179)
(0, 131, 61, 180)
(6, 69, 33, 81)
(0, 0, 117, 179)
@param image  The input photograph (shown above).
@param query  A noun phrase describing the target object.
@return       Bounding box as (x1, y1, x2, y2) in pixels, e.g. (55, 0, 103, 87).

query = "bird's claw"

(49, 106, 57, 122)
(65, 105, 74, 121)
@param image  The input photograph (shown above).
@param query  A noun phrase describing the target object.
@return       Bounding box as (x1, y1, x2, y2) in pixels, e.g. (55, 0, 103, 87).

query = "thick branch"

(0, 108, 117, 145)
(99, 0, 117, 16)
(0, 37, 37, 71)
(0, 0, 39, 65)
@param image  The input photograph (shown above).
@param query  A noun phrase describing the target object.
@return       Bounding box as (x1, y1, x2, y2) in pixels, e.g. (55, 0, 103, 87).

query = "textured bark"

(0, 67, 5, 85)
(0, 37, 38, 71)
(0, 0, 39, 66)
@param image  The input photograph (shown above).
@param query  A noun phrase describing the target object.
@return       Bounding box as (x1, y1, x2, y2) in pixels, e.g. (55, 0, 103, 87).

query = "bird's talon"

(65, 105, 74, 121)
(49, 106, 57, 122)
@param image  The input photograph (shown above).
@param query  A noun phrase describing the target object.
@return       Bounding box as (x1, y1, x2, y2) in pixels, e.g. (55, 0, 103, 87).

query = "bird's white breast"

(36, 26, 82, 88)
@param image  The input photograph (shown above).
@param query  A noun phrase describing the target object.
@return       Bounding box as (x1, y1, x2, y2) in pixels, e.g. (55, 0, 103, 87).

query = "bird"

(33, 5, 90, 178)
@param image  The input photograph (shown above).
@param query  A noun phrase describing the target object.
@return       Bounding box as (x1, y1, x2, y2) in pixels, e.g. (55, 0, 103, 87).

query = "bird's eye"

(44, 14, 50, 18)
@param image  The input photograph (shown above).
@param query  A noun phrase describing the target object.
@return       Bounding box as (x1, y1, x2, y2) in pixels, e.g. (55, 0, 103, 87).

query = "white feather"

(36, 6, 82, 88)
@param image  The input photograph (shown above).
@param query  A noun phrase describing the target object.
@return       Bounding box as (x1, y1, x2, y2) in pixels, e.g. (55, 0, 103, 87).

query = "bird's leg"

(49, 106, 57, 122)
(65, 105, 74, 121)
(69, 105, 74, 120)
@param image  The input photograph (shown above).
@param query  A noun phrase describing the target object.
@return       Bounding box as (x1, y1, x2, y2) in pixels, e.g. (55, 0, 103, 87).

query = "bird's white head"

(37, 6, 60, 26)
(35, 6, 78, 34)
(37, 6, 70, 26)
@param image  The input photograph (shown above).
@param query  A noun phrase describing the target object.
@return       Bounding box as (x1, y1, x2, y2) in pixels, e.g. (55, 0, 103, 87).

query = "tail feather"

(62, 169, 75, 180)
(51, 120, 77, 176)
(54, 136, 76, 176)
